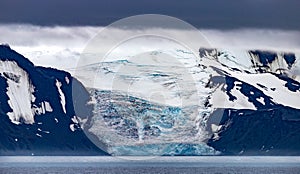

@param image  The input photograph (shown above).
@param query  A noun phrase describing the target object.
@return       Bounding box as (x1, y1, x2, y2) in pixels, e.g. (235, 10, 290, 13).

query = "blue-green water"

(0, 156, 299, 174)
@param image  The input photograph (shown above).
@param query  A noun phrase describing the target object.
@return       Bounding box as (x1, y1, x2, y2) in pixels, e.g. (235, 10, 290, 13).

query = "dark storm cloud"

(0, 0, 300, 29)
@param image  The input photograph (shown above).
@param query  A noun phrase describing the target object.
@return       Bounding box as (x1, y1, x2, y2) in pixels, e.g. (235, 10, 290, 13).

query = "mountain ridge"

(199, 48, 300, 155)
(0, 44, 108, 155)
(1, 44, 300, 155)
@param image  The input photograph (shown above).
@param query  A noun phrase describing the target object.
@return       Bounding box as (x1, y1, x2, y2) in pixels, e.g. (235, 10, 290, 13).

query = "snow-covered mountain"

(76, 47, 300, 155)
(199, 48, 300, 110)
(0, 45, 107, 155)
(199, 48, 300, 155)
(1, 44, 300, 156)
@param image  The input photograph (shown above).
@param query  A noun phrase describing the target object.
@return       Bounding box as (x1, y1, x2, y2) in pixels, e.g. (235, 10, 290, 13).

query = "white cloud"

(1, 24, 300, 72)
(0, 24, 99, 70)
(202, 29, 300, 53)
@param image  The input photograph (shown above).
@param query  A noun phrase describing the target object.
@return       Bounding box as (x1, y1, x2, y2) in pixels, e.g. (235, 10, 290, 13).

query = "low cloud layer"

(1, 24, 300, 72)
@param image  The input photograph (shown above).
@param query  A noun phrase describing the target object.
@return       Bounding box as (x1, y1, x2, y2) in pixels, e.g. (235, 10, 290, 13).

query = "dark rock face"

(0, 45, 107, 155)
(207, 107, 300, 155)
(249, 50, 277, 66)
(199, 48, 218, 59)
(206, 75, 300, 155)
(199, 48, 297, 74)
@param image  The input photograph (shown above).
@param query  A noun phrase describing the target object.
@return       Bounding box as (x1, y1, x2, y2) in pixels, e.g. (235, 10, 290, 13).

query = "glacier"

(84, 90, 216, 155)
(78, 47, 300, 155)
(77, 48, 219, 155)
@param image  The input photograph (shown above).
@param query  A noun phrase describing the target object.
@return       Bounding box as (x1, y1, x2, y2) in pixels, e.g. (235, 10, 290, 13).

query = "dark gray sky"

(0, 0, 299, 29)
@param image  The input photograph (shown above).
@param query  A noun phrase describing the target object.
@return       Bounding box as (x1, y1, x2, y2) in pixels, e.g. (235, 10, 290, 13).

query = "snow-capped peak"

(199, 48, 300, 110)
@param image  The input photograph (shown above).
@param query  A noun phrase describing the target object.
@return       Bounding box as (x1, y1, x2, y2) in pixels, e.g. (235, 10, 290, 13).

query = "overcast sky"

(1, 1, 300, 72)
(0, 0, 300, 29)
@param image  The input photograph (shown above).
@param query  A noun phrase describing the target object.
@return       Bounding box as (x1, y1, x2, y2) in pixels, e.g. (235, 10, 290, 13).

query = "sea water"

(0, 156, 300, 174)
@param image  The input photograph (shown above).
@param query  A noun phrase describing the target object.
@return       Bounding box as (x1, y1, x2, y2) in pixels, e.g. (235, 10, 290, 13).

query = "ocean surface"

(0, 156, 300, 174)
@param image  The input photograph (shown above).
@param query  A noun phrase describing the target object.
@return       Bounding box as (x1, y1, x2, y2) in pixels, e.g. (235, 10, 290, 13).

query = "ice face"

(84, 90, 214, 155)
